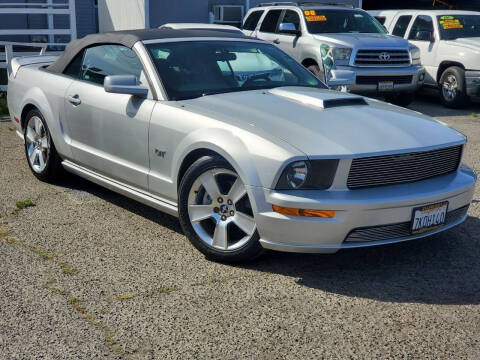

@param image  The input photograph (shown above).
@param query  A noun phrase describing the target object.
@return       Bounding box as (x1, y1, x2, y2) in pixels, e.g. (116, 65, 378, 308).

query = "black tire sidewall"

(178, 156, 263, 263)
(23, 109, 62, 182)
(439, 66, 469, 108)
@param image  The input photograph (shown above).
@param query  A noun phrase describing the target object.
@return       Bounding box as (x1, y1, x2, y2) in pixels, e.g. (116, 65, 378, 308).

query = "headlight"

(275, 159, 339, 190)
(409, 45, 421, 65)
(332, 47, 352, 61)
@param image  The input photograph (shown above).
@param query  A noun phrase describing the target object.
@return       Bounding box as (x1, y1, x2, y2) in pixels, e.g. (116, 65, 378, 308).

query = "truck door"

(242, 9, 265, 38)
(255, 9, 283, 44)
(63, 44, 154, 190)
(406, 14, 439, 85)
(274, 9, 303, 62)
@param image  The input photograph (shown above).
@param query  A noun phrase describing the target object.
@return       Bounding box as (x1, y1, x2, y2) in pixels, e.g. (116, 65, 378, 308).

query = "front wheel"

(178, 156, 264, 262)
(439, 66, 469, 108)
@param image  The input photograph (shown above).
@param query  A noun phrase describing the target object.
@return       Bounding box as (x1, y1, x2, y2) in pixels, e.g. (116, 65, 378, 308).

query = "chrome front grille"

(354, 49, 411, 67)
(347, 145, 463, 190)
(344, 205, 469, 243)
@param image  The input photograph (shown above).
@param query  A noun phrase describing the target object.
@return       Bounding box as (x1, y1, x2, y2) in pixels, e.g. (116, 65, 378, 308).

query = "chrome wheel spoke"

(38, 150, 46, 169)
(212, 220, 228, 250)
(34, 117, 43, 136)
(40, 136, 48, 149)
(188, 204, 214, 222)
(29, 148, 38, 165)
(228, 178, 247, 204)
(26, 127, 36, 143)
(233, 212, 256, 236)
(199, 171, 221, 200)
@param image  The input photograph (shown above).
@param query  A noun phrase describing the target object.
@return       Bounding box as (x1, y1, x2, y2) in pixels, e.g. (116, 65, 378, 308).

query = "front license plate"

(378, 81, 394, 91)
(411, 201, 448, 234)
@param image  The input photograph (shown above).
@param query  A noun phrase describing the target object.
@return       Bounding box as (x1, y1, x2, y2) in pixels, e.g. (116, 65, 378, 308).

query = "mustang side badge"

(154, 149, 166, 158)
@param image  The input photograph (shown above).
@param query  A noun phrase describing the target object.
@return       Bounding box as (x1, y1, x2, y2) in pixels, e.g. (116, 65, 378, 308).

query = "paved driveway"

(1, 95, 479, 359)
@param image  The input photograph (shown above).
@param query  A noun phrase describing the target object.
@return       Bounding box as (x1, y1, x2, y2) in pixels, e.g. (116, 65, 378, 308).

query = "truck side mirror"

(278, 23, 301, 35)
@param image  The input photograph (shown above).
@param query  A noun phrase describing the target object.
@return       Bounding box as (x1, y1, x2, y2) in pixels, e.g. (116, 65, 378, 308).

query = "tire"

(178, 156, 264, 263)
(307, 64, 326, 84)
(439, 66, 469, 109)
(385, 92, 415, 107)
(23, 109, 64, 182)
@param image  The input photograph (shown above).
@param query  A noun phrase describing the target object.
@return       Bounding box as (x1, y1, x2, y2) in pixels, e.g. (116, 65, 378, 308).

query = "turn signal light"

(272, 205, 335, 218)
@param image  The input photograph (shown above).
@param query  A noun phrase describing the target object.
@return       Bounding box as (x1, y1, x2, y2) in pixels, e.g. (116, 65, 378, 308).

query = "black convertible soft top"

(47, 28, 248, 74)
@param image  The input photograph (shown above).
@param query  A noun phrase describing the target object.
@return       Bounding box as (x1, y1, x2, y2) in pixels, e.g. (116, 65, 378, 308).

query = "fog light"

(272, 205, 335, 218)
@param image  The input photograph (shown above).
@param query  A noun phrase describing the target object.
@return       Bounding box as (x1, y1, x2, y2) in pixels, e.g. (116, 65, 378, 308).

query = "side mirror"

(415, 31, 433, 42)
(104, 75, 148, 97)
(278, 22, 301, 35)
(327, 69, 355, 88)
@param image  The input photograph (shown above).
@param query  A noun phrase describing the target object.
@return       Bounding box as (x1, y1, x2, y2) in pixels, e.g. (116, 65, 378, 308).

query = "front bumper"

(336, 65, 425, 95)
(465, 70, 480, 97)
(249, 165, 476, 253)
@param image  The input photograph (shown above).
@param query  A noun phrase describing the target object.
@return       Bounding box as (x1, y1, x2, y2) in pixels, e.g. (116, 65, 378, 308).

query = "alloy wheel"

(442, 74, 458, 101)
(25, 116, 49, 173)
(187, 169, 256, 251)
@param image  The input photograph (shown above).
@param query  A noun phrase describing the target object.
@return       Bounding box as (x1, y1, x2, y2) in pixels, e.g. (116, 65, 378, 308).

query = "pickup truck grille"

(344, 205, 469, 243)
(354, 49, 411, 67)
(356, 75, 413, 85)
(347, 145, 463, 189)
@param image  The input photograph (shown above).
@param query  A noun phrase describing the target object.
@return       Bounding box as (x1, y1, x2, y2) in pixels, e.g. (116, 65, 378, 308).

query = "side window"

(374, 16, 386, 25)
(243, 10, 264, 30)
(63, 51, 84, 78)
(392, 15, 412, 37)
(280, 10, 301, 32)
(80, 45, 143, 85)
(259, 9, 282, 33)
(408, 15, 434, 40)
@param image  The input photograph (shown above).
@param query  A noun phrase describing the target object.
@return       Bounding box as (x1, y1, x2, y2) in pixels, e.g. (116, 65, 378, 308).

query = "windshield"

(437, 15, 480, 40)
(304, 9, 386, 34)
(146, 41, 324, 100)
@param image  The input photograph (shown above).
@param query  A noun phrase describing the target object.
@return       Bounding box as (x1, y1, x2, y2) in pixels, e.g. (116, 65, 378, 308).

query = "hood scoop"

(268, 88, 368, 109)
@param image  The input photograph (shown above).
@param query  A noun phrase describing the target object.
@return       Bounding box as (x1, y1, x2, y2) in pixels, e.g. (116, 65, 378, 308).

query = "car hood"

(312, 33, 408, 48)
(181, 87, 465, 157)
(445, 37, 480, 51)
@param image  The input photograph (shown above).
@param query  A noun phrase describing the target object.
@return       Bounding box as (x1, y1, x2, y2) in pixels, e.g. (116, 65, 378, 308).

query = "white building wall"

(98, 0, 146, 32)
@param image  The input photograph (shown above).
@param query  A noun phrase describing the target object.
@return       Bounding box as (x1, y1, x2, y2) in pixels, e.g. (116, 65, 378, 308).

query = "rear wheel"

(439, 66, 469, 108)
(23, 109, 63, 182)
(178, 156, 264, 262)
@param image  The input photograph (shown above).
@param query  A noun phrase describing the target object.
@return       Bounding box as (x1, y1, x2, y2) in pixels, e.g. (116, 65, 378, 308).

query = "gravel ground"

(1, 94, 479, 359)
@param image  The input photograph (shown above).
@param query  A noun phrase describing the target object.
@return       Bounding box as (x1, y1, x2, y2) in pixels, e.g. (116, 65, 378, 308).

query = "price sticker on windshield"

(440, 17, 463, 29)
(304, 10, 327, 22)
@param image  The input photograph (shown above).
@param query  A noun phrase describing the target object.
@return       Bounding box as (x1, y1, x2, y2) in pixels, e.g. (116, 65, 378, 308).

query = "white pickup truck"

(370, 10, 480, 108)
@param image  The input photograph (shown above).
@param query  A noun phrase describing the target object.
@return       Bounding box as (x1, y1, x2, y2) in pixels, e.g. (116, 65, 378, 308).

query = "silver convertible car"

(7, 29, 477, 262)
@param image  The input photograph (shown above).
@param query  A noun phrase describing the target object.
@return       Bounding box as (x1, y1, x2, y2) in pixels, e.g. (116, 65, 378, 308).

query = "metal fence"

(0, 0, 77, 91)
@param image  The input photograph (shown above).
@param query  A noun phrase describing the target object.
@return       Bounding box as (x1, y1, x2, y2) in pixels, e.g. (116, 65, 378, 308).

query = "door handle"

(68, 95, 81, 106)
(273, 39, 280, 44)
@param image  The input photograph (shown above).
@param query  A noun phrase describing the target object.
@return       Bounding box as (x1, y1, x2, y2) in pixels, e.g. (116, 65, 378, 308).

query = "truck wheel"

(439, 66, 469, 108)
(178, 156, 264, 263)
(23, 109, 64, 182)
(307, 64, 326, 83)
(385, 93, 415, 107)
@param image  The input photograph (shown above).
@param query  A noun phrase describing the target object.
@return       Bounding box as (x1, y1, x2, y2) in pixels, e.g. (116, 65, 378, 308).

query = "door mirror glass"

(104, 75, 148, 97)
(415, 30, 433, 41)
(278, 22, 300, 35)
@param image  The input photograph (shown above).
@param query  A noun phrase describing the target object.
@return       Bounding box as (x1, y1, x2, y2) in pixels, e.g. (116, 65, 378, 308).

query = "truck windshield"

(147, 41, 324, 100)
(437, 15, 480, 40)
(304, 9, 386, 34)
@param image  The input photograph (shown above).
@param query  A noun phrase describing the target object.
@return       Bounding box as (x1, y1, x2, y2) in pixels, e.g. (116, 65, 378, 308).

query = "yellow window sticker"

(440, 15, 455, 20)
(443, 23, 464, 29)
(304, 10, 316, 16)
(440, 19, 460, 24)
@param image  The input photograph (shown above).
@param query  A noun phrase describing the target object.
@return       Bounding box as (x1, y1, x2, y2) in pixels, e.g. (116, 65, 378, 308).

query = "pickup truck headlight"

(409, 45, 421, 65)
(276, 159, 339, 190)
(332, 47, 352, 61)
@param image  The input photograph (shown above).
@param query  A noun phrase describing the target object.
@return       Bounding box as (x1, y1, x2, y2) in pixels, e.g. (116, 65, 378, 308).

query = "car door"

(407, 14, 439, 85)
(275, 9, 303, 61)
(64, 44, 155, 190)
(391, 14, 413, 37)
(255, 9, 283, 45)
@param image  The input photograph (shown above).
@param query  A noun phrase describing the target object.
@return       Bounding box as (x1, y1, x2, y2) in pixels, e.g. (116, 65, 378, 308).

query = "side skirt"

(61, 160, 178, 217)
